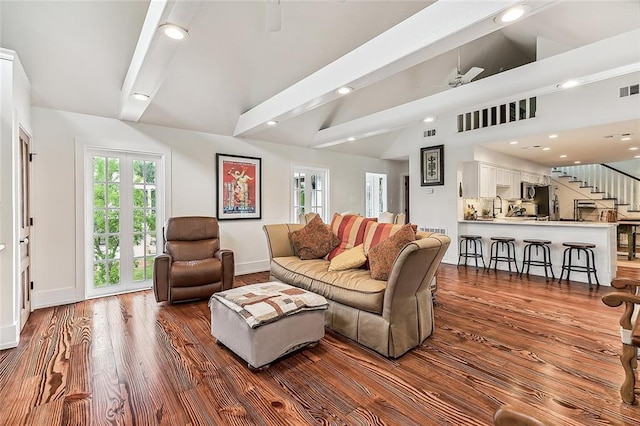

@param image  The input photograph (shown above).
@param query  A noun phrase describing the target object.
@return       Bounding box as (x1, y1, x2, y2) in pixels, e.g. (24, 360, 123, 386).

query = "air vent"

(619, 84, 639, 97)
(419, 226, 447, 235)
(457, 97, 536, 133)
(423, 129, 436, 137)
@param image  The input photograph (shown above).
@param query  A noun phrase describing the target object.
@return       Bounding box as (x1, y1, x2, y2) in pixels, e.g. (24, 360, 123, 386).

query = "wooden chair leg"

(620, 344, 637, 404)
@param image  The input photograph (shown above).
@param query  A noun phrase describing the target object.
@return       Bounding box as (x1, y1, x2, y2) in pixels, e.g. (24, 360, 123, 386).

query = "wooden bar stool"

(558, 242, 599, 289)
(487, 237, 518, 275)
(520, 239, 555, 281)
(457, 235, 486, 269)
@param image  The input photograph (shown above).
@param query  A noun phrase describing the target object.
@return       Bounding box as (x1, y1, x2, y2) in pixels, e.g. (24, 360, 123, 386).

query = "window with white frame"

(292, 166, 329, 223)
(365, 172, 387, 218)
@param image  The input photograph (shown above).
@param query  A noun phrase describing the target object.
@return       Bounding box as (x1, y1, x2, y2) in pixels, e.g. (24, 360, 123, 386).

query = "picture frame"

(420, 144, 444, 186)
(216, 153, 262, 220)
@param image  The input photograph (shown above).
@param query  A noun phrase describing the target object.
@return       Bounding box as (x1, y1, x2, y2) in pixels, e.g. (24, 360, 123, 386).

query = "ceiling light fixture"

(560, 155, 567, 158)
(337, 86, 353, 95)
(495, 5, 530, 24)
(559, 79, 580, 89)
(574, 161, 581, 164)
(132, 93, 150, 101)
(635, 155, 640, 158)
(423, 116, 436, 123)
(548, 134, 559, 139)
(266, 120, 278, 126)
(509, 141, 518, 145)
(159, 24, 188, 40)
(629, 147, 639, 151)
(622, 136, 632, 141)
(347, 137, 356, 141)
(542, 147, 551, 151)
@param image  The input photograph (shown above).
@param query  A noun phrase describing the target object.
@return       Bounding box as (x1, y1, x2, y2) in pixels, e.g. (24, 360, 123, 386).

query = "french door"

(19, 129, 31, 330)
(292, 167, 329, 223)
(85, 149, 163, 298)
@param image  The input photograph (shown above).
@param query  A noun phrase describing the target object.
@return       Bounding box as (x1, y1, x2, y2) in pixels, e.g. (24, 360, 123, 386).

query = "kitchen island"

(458, 219, 617, 286)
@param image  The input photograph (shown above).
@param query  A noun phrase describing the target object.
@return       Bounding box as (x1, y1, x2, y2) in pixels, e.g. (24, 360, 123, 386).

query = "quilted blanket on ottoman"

(210, 282, 328, 329)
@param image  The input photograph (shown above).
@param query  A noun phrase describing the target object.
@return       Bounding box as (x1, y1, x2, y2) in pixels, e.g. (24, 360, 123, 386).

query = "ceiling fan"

(447, 51, 484, 88)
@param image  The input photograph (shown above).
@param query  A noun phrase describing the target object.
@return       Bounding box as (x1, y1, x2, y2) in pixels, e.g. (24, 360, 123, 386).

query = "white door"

(292, 167, 329, 223)
(85, 150, 163, 298)
(19, 129, 31, 330)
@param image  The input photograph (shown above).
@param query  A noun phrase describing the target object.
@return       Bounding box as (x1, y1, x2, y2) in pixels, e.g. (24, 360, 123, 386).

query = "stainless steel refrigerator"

(533, 185, 559, 219)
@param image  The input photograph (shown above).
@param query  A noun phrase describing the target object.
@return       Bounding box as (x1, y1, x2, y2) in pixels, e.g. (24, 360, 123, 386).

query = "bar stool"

(487, 237, 518, 275)
(520, 239, 555, 281)
(558, 242, 599, 289)
(457, 235, 486, 269)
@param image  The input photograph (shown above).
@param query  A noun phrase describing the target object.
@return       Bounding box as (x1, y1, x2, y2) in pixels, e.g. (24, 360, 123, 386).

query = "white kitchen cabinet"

(496, 168, 511, 187)
(462, 161, 496, 198)
(508, 171, 521, 199)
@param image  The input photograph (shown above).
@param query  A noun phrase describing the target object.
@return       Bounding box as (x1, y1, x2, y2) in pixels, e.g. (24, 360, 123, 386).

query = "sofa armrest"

(382, 233, 450, 320)
(216, 249, 235, 290)
(262, 224, 305, 259)
(153, 253, 172, 302)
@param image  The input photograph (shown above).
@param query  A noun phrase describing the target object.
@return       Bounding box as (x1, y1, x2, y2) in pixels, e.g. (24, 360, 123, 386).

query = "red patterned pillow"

(326, 213, 376, 260)
(368, 224, 416, 280)
(289, 214, 339, 260)
(363, 222, 405, 254)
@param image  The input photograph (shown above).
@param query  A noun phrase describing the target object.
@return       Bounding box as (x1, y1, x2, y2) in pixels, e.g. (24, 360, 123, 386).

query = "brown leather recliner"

(153, 216, 234, 303)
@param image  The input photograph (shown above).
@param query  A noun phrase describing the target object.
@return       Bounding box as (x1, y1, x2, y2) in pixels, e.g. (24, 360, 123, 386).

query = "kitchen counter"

(460, 219, 616, 228)
(458, 220, 616, 286)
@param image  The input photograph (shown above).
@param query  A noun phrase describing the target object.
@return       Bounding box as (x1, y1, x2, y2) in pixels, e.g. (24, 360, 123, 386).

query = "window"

(365, 172, 387, 218)
(86, 149, 163, 298)
(292, 167, 329, 223)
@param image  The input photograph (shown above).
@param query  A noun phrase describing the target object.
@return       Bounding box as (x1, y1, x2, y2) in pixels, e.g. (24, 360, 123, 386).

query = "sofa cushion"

(362, 222, 406, 254)
(328, 244, 366, 271)
(368, 224, 416, 280)
(327, 213, 376, 260)
(270, 256, 386, 314)
(289, 214, 339, 260)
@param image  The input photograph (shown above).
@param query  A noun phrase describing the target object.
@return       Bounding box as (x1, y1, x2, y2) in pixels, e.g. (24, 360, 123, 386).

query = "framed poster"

(216, 153, 262, 220)
(420, 144, 444, 186)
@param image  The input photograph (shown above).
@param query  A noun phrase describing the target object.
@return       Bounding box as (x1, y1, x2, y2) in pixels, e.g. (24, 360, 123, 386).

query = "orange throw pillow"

(368, 224, 416, 280)
(327, 213, 376, 260)
(289, 215, 339, 260)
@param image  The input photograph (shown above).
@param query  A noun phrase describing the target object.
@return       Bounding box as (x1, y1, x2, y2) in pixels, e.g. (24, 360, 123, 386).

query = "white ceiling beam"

(119, 0, 205, 122)
(233, 0, 554, 137)
(311, 29, 640, 148)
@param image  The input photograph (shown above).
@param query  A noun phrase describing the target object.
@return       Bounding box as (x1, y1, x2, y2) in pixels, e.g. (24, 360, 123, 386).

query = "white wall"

(0, 50, 31, 349)
(30, 107, 403, 309)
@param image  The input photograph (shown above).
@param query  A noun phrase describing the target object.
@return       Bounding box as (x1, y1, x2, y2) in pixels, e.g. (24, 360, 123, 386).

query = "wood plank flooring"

(2, 265, 640, 425)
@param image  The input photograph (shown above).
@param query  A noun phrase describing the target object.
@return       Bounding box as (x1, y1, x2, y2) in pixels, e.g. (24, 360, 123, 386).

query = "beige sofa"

(263, 223, 450, 358)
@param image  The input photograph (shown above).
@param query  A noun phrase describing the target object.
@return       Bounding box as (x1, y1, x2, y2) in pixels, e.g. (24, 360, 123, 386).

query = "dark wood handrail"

(602, 163, 640, 183)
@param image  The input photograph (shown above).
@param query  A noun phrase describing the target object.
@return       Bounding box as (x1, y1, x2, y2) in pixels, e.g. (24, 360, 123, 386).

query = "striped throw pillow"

(326, 214, 376, 260)
(363, 222, 405, 254)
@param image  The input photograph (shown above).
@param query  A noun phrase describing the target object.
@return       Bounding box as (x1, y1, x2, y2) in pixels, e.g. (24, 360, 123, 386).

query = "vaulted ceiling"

(1, 1, 638, 164)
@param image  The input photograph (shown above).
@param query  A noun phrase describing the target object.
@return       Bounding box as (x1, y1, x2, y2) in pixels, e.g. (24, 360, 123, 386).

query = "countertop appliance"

(521, 182, 537, 200)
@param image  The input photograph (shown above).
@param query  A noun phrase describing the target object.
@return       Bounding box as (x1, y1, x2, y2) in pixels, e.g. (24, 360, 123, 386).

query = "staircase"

(552, 164, 640, 220)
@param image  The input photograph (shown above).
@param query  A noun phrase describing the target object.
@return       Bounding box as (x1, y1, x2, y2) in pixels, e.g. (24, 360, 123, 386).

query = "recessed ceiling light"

(423, 116, 436, 123)
(622, 136, 632, 141)
(574, 161, 581, 164)
(132, 93, 150, 101)
(548, 134, 559, 139)
(266, 120, 278, 126)
(159, 24, 188, 40)
(629, 147, 639, 151)
(347, 137, 356, 142)
(559, 79, 580, 89)
(542, 147, 551, 151)
(560, 154, 567, 158)
(509, 141, 518, 145)
(634, 155, 640, 158)
(337, 86, 353, 95)
(495, 5, 530, 23)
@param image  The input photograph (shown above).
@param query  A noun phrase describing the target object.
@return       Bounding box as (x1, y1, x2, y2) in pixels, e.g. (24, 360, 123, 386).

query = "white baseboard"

(32, 287, 78, 310)
(235, 260, 270, 276)
(0, 322, 19, 350)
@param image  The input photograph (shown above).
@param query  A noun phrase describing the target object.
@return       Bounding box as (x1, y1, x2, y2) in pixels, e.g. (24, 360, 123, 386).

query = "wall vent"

(420, 226, 447, 235)
(423, 129, 436, 137)
(620, 84, 639, 97)
(456, 97, 536, 133)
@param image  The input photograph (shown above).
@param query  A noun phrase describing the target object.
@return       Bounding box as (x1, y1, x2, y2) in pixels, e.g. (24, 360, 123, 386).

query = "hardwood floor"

(2, 265, 640, 425)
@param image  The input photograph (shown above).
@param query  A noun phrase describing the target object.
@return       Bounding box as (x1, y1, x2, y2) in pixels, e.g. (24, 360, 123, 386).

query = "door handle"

(20, 237, 29, 244)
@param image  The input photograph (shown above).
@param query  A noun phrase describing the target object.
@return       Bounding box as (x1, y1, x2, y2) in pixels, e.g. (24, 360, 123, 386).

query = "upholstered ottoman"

(209, 281, 327, 369)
